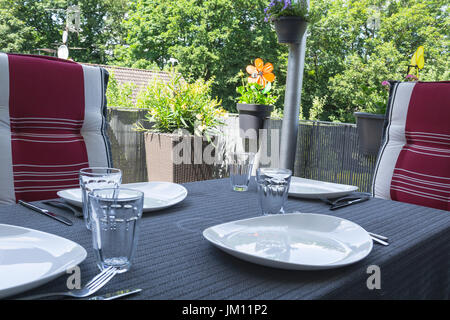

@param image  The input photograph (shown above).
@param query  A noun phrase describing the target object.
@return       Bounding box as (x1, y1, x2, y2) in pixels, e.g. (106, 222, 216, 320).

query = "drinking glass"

(228, 152, 255, 191)
(79, 167, 122, 230)
(89, 188, 144, 273)
(256, 168, 292, 215)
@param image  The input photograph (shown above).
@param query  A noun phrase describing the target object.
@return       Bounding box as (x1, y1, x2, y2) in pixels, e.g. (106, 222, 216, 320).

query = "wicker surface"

(2, 178, 449, 300)
(144, 132, 217, 183)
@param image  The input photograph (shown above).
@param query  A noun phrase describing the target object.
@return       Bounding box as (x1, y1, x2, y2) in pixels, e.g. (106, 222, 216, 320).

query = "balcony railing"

(107, 108, 378, 193)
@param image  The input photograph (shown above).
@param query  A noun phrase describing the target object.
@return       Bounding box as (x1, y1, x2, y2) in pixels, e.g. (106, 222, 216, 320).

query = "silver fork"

(19, 266, 119, 300)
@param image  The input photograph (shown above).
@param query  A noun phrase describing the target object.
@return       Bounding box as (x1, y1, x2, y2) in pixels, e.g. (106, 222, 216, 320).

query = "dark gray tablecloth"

(1, 178, 449, 300)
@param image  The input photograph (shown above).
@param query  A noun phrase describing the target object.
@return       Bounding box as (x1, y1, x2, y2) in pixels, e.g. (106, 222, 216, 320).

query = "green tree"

(114, 0, 288, 112)
(304, 0, 449, 122)
(0, 0, 129, 64)
(2, 0, 447, 121)
(106, 72, 136, 108)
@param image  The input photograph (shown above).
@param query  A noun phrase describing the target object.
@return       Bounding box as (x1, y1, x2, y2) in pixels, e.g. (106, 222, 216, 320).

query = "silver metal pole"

(279, 31, 307, 170)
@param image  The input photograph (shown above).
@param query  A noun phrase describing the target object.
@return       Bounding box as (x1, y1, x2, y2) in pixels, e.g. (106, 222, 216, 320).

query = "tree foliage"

(304, 0, 449, 122)
(106, 72, 136, 109)
(1, 0, 448, 122)
(114, 0, 288, 112)
(0, 0, 128, 64)
(115, 0, 449, 120)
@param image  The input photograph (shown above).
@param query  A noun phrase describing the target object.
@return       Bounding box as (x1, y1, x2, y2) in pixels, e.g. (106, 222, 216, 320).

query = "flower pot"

(273, 16, 308, 44)
(237, 103, 273, 139)
(354, 112, 386, 156)
(144, 132, 217, 183)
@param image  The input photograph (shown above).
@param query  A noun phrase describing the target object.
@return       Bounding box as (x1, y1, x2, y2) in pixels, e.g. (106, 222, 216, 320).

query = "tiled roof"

(83, 63, 176, 104)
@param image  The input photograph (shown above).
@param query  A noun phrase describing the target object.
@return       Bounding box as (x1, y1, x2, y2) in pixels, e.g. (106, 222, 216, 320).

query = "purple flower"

(282, 0, 291, 10)
(264, 0, 303, 22)
(405, 74, 418, 81)
(381, 80, 389, 86)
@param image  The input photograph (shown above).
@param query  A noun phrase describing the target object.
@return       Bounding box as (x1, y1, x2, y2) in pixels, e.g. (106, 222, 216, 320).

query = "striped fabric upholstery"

(0, 53, 112, 205)
(373, 81, 450, 211)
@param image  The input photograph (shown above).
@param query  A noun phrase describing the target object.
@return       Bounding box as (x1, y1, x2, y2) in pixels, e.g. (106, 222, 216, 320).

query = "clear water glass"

(89, 188, 144, 273)
(256, 168, 292, 215)
(228, 152, 255, 191)
(79, 167, 122, 230)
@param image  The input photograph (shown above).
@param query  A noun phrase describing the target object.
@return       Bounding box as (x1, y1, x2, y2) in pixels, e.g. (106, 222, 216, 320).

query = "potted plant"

(353, 81, 389, 156)
(355, 75, 421, 155)
(135, 71, 227, 183)
(236, 58, 278, 138)
(355, 46, 424, 156)
(264, 0, 309, 44)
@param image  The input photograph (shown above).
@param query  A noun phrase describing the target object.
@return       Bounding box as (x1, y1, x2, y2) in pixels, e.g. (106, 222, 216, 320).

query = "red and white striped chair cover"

(372, 81, 450, 211)
(0, 53, 112, 205)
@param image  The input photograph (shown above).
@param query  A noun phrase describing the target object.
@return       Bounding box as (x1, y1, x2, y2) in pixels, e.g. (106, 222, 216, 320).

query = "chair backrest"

(0, 53, 112, 205)
(372, 81, 450, 211)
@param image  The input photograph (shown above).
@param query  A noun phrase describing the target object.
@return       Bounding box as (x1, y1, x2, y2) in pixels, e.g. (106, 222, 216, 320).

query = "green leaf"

(262, 82, 272, 94)
(180, 116, 188, 128)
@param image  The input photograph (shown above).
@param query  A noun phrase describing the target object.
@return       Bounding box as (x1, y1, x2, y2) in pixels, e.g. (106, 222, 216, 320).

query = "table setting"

(0, 166, 189, 299)
(209, 152, 389, 272)
(0, 158, 449, 300)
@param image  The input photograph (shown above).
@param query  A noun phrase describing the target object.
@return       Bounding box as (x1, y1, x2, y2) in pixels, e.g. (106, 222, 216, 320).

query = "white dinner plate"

(203, 213, 372, 270)
(288, 177, 359, 199)
(57, 182, 188, 213)
(0, 224, 87, 299)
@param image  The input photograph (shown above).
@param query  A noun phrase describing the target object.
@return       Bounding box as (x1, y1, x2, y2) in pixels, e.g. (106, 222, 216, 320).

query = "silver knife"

(18, 200, 73, 226)
(329, 196, 370, 210)
(370, 236, 389, 246)
(88, 288, 143, 300)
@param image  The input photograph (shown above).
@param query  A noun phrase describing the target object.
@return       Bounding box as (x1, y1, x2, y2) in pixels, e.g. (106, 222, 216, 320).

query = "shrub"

(106, 72, 136, 109)
(135, 71, 227, 139)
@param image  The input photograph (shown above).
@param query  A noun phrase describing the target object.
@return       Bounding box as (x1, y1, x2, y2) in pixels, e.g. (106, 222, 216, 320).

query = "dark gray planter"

(354, 112, 386, 156)
(237, 103, 273, 139)
(273, 16, 308, 44)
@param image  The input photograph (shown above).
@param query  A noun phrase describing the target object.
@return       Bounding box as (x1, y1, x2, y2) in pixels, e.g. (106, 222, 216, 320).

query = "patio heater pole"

(279, 4, 308, 171)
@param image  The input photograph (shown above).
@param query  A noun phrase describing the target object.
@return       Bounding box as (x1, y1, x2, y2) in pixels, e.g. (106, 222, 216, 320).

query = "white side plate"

(0, 224, 87, 299)
(203, 213, 372, 270)
(288, 177, 359, 199)
(57, 181, 188, 213)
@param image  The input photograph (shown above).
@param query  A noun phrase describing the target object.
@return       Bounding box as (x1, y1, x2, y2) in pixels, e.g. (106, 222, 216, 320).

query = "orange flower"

(246, 58, 275, 88)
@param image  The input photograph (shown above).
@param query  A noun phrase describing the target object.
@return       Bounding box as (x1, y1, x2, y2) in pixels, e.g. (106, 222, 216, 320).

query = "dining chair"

(372, 80, 450, 211)
(0, 53, 112, 205)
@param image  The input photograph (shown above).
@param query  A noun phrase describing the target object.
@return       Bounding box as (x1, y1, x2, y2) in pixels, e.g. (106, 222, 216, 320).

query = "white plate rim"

(56, 181, 188, 213)
(203, 213, 373, 270)
(288, 177, 359, 199)
(0, 224, 87, 299)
